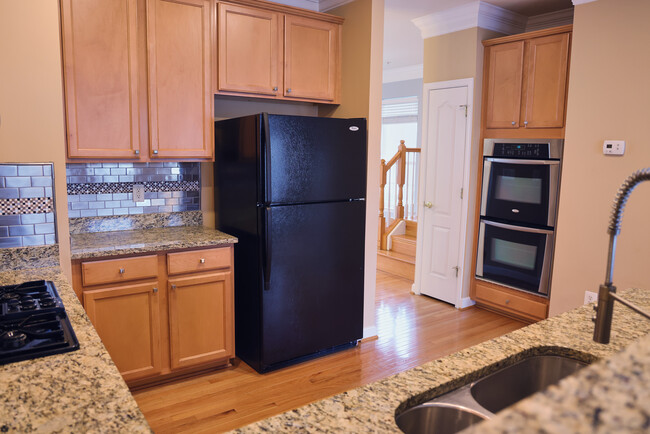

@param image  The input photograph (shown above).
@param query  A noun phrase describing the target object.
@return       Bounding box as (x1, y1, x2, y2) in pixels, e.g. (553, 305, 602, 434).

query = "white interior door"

(417, 85, 469, 305)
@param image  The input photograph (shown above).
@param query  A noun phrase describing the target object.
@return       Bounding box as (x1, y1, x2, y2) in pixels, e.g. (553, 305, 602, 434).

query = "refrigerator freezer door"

(264, 115, 367, 205)
(260, 200, 365, 368)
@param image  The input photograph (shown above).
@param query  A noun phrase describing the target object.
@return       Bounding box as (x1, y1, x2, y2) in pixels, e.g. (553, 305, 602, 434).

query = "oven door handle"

(486, 158, 560, 165)
(482, 219, 554, 235)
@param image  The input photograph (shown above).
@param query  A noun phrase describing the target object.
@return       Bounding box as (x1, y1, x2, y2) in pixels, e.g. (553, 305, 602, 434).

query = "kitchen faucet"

(593, 168, 650, 344)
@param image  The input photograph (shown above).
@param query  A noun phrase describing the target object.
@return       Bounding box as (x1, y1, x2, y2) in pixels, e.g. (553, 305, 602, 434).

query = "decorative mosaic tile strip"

(67, 180, 200, 195)
(69, 210, 203, 234)
(0, 244, 60, 270)
(0, 197, 53, 215)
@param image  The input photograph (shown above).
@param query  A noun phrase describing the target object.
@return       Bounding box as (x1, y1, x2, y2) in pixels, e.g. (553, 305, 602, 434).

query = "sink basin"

(395, 353, 590, 433)
(395, 403, 487, 434)
(470, 355, 587, 413)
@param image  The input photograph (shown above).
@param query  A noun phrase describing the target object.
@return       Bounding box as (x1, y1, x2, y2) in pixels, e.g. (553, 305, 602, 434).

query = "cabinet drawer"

(474, 282, 547, 321)
(167, 247, 231, 275)
(82, 255, 158, 286)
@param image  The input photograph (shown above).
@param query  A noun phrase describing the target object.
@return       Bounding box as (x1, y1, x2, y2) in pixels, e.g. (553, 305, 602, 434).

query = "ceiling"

(383, 0, 574, 74)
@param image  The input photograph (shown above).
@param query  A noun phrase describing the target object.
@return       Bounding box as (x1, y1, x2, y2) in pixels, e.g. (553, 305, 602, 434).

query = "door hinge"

(459, 104, 468, 117)
(460, 188, 464, 199)
(453, 266, 460, 277)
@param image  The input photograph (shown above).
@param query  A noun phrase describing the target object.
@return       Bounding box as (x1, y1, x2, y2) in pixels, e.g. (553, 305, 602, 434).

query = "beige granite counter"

(234, 288, 650, 433)
(70, 226, 237, 259)
(0, 265, 151, 432)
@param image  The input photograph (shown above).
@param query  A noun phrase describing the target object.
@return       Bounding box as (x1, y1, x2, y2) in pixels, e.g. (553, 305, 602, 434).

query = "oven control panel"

(492, 143, 549, 159)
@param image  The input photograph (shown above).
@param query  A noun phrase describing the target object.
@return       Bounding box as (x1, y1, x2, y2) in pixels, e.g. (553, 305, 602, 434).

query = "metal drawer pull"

(171, 284, 177, 290)
(119, 268, 125, 274)
(153, 287, 158, 293)
(273, 86, 278, 91)
(199, 258, 205, 264)
(511, 121, 516, 125)
(505, 299, 510, 304)
(153, 150, 158, 154)
(134, 150, 140, 155)
(524, 121, 528, 126)
(287, 88, 292, 93)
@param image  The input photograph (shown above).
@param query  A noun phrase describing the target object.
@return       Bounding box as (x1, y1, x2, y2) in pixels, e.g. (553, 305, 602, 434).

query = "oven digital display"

(495, 175, 542, 204)
(491, 238, 537, 270)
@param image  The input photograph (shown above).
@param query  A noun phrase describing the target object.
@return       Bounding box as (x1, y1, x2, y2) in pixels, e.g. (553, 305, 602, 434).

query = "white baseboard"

(457, 297, 476, 309)
(362, 326, 378, 340)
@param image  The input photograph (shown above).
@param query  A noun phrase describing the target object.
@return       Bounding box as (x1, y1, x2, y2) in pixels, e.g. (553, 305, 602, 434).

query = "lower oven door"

(476, 219, 554, 295)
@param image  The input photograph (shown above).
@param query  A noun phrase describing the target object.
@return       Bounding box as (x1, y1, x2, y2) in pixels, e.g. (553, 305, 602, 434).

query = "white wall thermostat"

(603, 140, 625, 155)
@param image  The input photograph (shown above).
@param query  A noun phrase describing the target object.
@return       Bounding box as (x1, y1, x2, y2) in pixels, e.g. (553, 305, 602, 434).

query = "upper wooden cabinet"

(215, 1, 343, 103)
(61, 0, 214, 161)
(482, 25, 571, 138)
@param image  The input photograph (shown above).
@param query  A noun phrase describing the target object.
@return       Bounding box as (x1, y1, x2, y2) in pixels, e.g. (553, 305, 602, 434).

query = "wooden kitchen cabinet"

(215, 0, 342, 103)
(72, 245, 234, 387)
(83, 281, 163, 382)
(482, 25, 571, 138)
(60, 0, 214, 161)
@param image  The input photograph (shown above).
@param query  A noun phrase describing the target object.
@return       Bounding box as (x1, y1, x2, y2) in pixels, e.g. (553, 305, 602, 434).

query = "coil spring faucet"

(593, 168, 650, 343)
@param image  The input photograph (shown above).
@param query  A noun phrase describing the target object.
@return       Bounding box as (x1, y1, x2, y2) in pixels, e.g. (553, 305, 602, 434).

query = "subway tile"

(126, 168, 143, 175)
(103, 176, 119, 183)
(164, 162, 179, 168)
(0, 178, 4, 188)
(0, 188, 19, 199)
(171, 168, 181, 175)
(79, 209, 98, 217)
(31, 176, 52, 187)
(158, 192, 172, 198)
(158, 206, 173, 212)
(166, 198, 180, 205)
(113, 208, 129, 215)
(101, 163, 119, 168)
(34, 223, 55, 235)
(22, 235, 45, 246)
(89, 201, 105, 209)
(43, 165, 52, 176)
(0, 237, 22, 248)
(5, 177, 31, 188)
(96, 194, 113, 201)
(172, 205, 187, 212)
(120, 200, 136, 208)
(44, 188, 53, 197)
(45, 213, 54, 223)
(0, 215, 21, 226)
(17, 165, 43, 176)
(128, 207, 144, 215)
(0, 227, 8, 237)
(151, 199, 165, 206)
(97, 209, 114, 216)
(67, 168, 92, 176)
(94, 168, 111, 176)
(148, 162, 164, 168)
(0, 165, 18, 176)
(172, 191, 184, 198)
(71, 202, 89, 210)
(68, 176, 87, 183)
(143, 206, 159, 213)
(148, 175, 166, 182)
(165, 175, 179, 182)
(67, 210, 81, 218)
(9, 225, 34, 236)
(112, 193, 128, 200)
(45, 234, 56, 244)
(19, 187, 45, 198)
(104, 201, 121, 208)
(119, 175, 134, 182)
(79, 194, 97, 202)
(87, 176, 104, 183)
(21, 214, 46, 224)
(110, 168, 126, 176)
(118, 163, 134, 168)
(144, 192, 157, 199)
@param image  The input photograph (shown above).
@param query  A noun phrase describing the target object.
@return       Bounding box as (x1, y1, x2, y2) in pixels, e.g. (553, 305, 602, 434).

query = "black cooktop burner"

(0, 280, 79, 365)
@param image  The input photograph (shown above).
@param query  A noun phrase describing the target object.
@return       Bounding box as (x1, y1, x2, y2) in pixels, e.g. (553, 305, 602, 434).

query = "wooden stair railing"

(379, 140, 421, 250)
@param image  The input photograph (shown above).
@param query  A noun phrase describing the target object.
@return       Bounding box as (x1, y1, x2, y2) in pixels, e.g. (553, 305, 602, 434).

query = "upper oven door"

(480, 158, 560, 227)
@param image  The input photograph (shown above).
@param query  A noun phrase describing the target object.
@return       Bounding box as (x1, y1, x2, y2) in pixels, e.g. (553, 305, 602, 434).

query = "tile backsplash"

(0, 163, 57, 248)
(66, 162, 200, 218)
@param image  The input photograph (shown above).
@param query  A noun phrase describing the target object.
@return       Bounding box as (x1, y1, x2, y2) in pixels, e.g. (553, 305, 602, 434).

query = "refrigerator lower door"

(260, 200, 365, 369)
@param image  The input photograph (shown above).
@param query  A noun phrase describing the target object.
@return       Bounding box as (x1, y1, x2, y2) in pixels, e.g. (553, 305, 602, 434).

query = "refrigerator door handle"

(263, 207, 272, 289)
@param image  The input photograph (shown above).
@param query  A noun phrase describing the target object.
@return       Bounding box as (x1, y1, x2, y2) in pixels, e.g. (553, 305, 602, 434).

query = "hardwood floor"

(132, 270, 525, 433)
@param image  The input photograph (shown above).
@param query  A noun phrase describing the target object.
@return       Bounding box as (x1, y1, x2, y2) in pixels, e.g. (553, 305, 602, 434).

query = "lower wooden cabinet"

(472, 280, 548, 323)
(73, 245, 235, 386)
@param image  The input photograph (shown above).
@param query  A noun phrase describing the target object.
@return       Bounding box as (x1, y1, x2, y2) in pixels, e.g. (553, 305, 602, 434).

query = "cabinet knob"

(524, 121, 528, 126)
(505, 299, 510, 304)
(134, 150, 140, 155)
(119, 268, 125, 274)
(153, 150, 158, 155)
(511, 121, 516, 126)
(199, 258, 205, 264)
(287, 88, 292, 93)
(171, 284, 177, 290)
(153, 287, 158, 293)
(273, 86, 278, 91)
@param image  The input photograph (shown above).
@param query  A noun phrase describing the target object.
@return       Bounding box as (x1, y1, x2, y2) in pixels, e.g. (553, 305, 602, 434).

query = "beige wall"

(421, 27, 503, 301)
(320, 0, 384, 338)
(550, 0, 650, 315)
(0, 0, 71, 279)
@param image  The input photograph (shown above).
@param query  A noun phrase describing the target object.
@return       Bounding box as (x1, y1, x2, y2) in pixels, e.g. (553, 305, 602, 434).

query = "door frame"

(412, 78, 475, 309)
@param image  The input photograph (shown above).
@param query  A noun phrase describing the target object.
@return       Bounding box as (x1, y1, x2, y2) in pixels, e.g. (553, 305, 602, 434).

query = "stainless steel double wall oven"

(476, 138, 563, 296)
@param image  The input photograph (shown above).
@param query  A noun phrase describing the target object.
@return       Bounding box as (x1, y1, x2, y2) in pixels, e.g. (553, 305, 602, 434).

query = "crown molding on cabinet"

(412, 1, 527, 39)
(572, 0, 598, 4)
(526, 8, 574, 32)
(318, 0, 354, 12)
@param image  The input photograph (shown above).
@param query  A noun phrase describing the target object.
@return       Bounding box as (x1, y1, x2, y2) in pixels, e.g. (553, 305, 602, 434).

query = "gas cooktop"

(0, 280, 79, 365)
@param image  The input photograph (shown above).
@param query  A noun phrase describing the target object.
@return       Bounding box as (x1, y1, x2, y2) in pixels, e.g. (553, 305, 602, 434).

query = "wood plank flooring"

(132, 271, 525, 433)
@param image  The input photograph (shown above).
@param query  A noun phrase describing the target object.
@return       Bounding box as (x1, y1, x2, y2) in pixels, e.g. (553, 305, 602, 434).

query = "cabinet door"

(61, 0, 141, 159)
(168, 271, 234, 370)
(485, 41, 525, 129)
(146, 0, 213, 159)
(83, 281, 162, 381)
(284, 15, 339, 102)
(217, 4, 282, 96)
(523, 33, 570, 129)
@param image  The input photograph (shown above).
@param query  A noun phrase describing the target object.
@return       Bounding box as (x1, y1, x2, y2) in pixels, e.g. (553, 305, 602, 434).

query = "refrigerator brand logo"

(349, 126, 359, 132)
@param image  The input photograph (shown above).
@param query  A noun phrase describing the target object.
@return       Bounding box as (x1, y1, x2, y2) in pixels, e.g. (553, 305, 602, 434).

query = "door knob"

(424, 201, 433, 208)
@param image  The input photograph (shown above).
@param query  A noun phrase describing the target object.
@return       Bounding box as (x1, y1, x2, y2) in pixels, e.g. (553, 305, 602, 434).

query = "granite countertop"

(235, 288, 650, 433)
(0, 266, 151, 432)
(70, 226, 238, 259)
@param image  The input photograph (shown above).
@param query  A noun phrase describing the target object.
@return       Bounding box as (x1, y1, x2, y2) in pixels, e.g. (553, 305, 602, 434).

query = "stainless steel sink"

(395, 403, 487, 434)
(395, 354, 589, 433)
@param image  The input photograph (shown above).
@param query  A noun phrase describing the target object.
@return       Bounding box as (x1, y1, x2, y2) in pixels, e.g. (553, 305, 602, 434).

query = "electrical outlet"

(133, 184, 145, 203)
(584, 291, 598, 305)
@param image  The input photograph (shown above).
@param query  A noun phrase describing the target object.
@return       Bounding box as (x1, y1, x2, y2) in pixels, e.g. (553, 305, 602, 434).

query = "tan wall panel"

(0, 1, 71, 279)
(550, 0, 650, 316)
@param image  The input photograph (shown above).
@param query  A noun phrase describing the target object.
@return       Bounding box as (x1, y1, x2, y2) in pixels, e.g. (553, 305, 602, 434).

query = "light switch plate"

(603, 140, 625, 155)
(133, 184, 145, 203)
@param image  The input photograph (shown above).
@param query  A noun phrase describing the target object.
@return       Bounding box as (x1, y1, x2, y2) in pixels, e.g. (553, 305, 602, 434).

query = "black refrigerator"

(214, 113, 367, 373)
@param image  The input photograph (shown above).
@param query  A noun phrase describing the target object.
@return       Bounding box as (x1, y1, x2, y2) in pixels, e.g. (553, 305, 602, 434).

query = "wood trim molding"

(526, 8, 574, 32)
(412, 1, 527, 39)
(219, 0, 344, 23)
